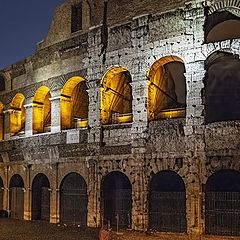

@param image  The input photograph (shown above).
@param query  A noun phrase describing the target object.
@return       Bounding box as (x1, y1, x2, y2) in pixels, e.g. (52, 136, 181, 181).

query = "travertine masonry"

(0, 0, 240, 239)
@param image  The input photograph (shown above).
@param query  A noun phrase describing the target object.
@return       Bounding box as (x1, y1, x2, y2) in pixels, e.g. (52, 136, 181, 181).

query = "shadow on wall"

(204, 51, 240, 123)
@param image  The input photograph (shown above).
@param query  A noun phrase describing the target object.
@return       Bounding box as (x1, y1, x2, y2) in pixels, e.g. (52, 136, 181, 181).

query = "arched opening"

(149, 171, 186, 232)
(9, 174, 24, 219)
(205, 11, 240, 43)
(0, 75, 5, 91)
(33, 86, 51, 134)
(61, 76, 89, 129)
(100, 67, 132, 124)
(205, 51, 240, 123)
(102, 171, 132, 229)
(10, 93, 26, 136)
(0, 177, 3, 211)
(32, 173, 50, 221)
(147, 56, 186, 121)
(0, 102, 4, 141)
(205, 169, 240, 236)
(60, 172, 87, 225)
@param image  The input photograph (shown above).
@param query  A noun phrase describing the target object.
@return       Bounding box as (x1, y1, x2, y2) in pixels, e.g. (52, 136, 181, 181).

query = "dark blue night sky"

(0, 0, 65, 70)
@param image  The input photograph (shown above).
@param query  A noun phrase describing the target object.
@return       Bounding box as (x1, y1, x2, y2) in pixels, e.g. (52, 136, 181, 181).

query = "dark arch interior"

(150, 170, 185, 192)
(205, 170, 240, 236)
(0, 76, 5, 92)
(60, 172, 87, 225)
(0, 177, 3, 188)
(10, 174, 24, 188)
(32, 173, 50, 221)
(205, 51, 240, 123)
(102, 171, 132, 229)
(163, 61, 186, 109)
(206, 169, 240, 192)
(9, 174, 24, 219)
(205, 11, 240, 43)
(149, 171, 186, 233)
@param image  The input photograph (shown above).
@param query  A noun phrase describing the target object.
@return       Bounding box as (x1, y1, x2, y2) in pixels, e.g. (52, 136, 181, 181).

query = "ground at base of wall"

(0, 219, 240, 240)
(0, 219, 97, 240)
(112, 230, 240, 240)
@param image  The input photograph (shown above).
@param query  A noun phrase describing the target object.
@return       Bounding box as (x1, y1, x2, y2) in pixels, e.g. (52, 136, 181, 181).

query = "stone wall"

(0, 0, 239, 239)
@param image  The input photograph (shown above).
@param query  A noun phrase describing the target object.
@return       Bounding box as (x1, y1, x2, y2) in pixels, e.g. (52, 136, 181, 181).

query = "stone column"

(131, 157, 148, 231)
(50, 91, 61, 133)
(24, 98, 34, 137)
(3, 108, 11, 140)
(3, 166, 10, 215)
(86, 26, 103, 145)
(87, 82, 102, 144)
(87, 158, 101, 227)
(24, 165, 31, 220)
(0, 113, 4, 141)
(50, 163, 60, 223)
(131, 77, 148, 147)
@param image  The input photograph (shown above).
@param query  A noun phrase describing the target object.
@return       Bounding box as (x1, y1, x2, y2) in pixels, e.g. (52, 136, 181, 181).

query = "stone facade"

(0, 0, 240, 239)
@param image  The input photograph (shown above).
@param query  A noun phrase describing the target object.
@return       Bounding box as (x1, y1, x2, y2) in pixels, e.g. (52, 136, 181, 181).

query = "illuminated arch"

(205, 10, 240, 43)
(100, 66, 132, 124)
(61, 76, 89, 129)
(10, 93, 26, 136)
(0, 102, 4, 141)
(33, 86, 51, 134)
(147, 56, 186, 121)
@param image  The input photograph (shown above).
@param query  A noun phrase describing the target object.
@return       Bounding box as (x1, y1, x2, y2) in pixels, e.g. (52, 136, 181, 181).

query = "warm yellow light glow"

(157, 108, 186, 119)
(100, 66, 132, 124)
(74, 118, 88, 128)
(33, 86, 51, 134)
(10, 93, 25, 135)
(112, 113, 133, 124)
(61, 76, 89, 129)
(147, 56, 186, 121)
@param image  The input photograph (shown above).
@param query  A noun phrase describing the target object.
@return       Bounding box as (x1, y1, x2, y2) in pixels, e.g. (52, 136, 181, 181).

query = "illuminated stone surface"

(0, 0, 240, 239)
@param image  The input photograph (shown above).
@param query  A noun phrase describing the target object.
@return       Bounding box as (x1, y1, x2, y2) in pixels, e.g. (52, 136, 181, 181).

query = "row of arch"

(0, 169, 240, 235)
(1, 56, 187, 138)
(1, 50, 240, 138)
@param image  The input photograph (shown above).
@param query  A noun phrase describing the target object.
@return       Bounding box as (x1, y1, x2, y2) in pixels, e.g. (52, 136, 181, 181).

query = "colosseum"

(0, 0, 240, 239)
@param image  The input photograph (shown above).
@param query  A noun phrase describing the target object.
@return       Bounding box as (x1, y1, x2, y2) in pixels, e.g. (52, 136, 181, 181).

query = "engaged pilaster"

(50, 91, 61, 133)
(24, 98, 34, 137)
